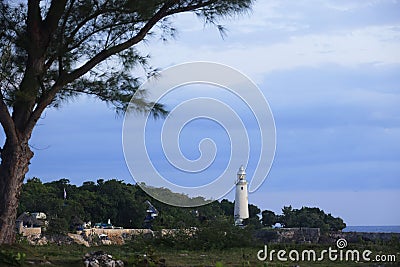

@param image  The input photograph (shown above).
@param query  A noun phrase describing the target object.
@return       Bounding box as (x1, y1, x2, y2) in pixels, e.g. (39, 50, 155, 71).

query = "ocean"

(343, 225, 400, 233)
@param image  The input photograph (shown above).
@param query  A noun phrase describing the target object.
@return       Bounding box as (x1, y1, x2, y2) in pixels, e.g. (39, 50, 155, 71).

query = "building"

(16, 212, 47, 236)
(234, 165, 249, 226)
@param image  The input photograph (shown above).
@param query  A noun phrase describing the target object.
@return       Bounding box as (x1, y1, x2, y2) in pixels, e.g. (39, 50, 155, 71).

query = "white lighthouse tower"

(234, 165, 249, 226)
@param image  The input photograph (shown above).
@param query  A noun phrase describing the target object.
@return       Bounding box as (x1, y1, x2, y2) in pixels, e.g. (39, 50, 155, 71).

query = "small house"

(16, 212, 47, 236)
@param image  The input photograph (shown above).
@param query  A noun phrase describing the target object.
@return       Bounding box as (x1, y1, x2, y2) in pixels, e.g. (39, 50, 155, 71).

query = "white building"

(234, 165, 249, 226)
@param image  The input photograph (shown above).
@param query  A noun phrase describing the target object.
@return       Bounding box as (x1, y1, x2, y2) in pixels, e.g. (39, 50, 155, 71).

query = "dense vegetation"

(2, 240, 399, 267)
(262, 206, 346, 232)
(18, 178, 346, 233)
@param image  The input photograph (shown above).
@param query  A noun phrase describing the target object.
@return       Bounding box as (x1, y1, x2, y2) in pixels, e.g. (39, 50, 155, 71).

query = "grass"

(1, 241, 399, 266)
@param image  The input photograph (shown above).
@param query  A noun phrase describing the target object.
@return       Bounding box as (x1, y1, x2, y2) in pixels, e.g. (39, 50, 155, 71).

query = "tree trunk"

(0, 138, 33, 244)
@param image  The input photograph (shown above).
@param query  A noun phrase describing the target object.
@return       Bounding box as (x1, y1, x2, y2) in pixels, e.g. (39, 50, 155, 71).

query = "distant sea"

(343, 226, 400, 233)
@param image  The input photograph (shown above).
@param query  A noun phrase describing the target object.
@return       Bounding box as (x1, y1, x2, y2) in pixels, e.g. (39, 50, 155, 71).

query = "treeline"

(261, 206, 346, 232)
(18, 178, 260, 232)
(18, 178, 345, 233)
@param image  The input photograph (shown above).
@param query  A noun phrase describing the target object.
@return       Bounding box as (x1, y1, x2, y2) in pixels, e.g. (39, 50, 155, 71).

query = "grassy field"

(1, 241, 399, 266)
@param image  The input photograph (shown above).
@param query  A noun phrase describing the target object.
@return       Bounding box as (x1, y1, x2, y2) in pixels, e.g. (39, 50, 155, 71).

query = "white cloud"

(323, 0, 391, 11)
(130, 0, 400, 88)
(139, 24, 400, 84)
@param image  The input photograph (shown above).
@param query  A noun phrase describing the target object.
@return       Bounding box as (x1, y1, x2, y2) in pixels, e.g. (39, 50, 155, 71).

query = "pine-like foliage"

(0, 0, 253, 115)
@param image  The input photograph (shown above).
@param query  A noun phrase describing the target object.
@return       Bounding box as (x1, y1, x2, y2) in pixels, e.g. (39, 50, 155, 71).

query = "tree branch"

(23, 2, 175, 136)
(67, 20, 141, 54)
(27, 0, 43, 52)
(165, 0, 218, 16)
(67, 8, 109, 42)
(42, 0, 68, 36)
(0, 91, 17, 144)
(24, 0, 236, 136)
(23, 82, 63, 137)
(44, 0, 75, 71)
(64, 1, 176, 83)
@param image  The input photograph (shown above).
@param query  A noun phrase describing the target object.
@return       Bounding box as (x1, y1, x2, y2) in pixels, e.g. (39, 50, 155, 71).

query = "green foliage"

(18, 178, 264, 233)
(243, 217, 262, 229)
(0, 0, 253, 113)
(47, 217, 69, 234)
(3, 241, 399, 267)
(18, 178, 146, 229)
(248, 203, 261, 218)
(0, 249, 26, 266)
(141, 184, 210, 207)
(125, 245, 166, 267)
(18, 177, 347, 238)
(125, 217, 261, 252)
(220, 199, 234, 216)
(184, 218, 259, 250)
(261, 210, 277, 227)
(278, 205, 346, 232)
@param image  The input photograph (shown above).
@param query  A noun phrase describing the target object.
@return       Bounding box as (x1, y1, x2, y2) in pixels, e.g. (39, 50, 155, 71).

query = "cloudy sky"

(19, 0, 400, 225)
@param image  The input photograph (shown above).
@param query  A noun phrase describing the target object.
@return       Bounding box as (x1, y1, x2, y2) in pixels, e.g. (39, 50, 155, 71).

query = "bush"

(47, 217, 69, 234)
(125, 219, 260, 251)
(0, 250, 26, 266)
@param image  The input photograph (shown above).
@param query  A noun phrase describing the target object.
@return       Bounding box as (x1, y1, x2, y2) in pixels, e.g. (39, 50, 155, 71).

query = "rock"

(68, 233, 90, 247)
(101, 239, 112, 245)
(36, 236, 48, 246)
(83, 251, 124, 267)
(104, 261, 115, 267)
(115, 260, 124, 267)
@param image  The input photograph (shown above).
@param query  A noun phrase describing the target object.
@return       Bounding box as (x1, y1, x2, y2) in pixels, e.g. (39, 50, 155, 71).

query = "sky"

(9, 0, 400, 225)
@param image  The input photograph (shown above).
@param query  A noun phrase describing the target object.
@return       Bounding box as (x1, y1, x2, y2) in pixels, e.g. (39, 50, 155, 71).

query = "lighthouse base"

(234, 218, 245, 226)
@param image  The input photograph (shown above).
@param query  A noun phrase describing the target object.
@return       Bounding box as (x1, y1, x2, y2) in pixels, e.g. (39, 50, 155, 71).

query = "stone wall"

(67, 233, 90, 247)
(79, 228, 197, 238)
(256, 228, 400, 244)
(80, 228, 154, 238)
(256, 228, 320, 244)
(20, 227, 42, 237)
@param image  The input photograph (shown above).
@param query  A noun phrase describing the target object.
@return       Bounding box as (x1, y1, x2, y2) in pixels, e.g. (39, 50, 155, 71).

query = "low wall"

(256, 228, 400, 244)
(81, 228, 154, 238)
(256, 228, 320, 244)
(20, 227, 41, 237)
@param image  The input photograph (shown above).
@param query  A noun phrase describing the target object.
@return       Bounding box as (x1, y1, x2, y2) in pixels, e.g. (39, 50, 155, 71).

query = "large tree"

(0, 0, 253, 244)
(278, 206, 346, 232)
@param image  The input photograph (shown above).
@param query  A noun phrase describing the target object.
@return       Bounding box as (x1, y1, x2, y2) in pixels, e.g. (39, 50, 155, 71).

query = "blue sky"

(9, 0, 400, 225)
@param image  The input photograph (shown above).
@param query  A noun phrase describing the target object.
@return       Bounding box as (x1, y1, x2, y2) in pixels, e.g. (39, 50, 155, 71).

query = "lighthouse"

(234, 165, 249, 226)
